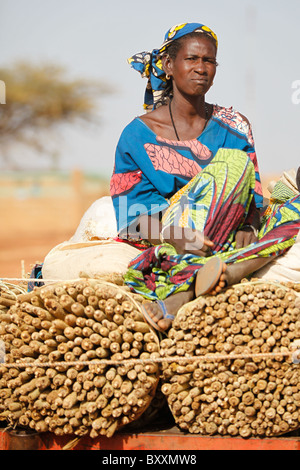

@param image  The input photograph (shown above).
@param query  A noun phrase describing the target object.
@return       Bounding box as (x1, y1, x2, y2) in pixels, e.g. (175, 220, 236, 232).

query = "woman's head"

(160, 32, 218, 104)
(128, 22, 218, 110)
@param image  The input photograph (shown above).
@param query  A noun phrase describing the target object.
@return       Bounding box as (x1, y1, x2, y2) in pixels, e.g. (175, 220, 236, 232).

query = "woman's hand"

(136, 215, 214, 256)
(235, 227, 258, 249)
(164, 226, 214, 257)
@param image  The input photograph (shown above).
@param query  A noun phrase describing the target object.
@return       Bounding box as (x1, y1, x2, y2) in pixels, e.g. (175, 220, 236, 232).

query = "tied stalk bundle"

(160, 280, 300, 438)
(0, 279, 160, 438)
(0, 282, 26, 310)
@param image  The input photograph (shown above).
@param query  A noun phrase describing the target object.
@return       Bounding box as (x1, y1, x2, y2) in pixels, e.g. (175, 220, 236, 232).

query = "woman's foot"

(141, 258, 226, 332)
(195, 257, 226, 296)
(141, 289, 194, 332)
(206, 255, 278, 294)
(207, 261, 242, 295)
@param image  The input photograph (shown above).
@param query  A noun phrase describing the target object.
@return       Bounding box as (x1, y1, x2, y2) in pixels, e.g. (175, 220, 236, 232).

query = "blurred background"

(0, 0, 299, 278)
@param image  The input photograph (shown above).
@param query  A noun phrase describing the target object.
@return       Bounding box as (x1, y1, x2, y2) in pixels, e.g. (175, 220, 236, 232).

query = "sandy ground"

(0, 174, 275, 281)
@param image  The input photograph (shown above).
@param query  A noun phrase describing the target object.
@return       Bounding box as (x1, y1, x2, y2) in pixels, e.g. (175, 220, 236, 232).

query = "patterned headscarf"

(128, 23, 218, 111)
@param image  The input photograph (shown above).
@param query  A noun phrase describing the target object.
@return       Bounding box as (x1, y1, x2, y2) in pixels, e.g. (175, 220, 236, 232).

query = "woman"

(111, 23, 300, 332)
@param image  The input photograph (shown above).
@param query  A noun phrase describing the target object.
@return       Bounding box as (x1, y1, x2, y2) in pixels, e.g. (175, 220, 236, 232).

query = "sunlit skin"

(137, 35, 270, 331)
(141, 35, 217, 141)
(163, 35, 217, 135)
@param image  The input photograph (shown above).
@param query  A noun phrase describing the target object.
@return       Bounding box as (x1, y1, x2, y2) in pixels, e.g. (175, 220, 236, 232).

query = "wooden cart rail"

(1, 426, 299, 450)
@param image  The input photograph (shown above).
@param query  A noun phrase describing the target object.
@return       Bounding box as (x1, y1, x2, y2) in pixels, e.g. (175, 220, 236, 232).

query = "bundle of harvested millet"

(160, 280, 300, 438)
(0, 279, 160, 438)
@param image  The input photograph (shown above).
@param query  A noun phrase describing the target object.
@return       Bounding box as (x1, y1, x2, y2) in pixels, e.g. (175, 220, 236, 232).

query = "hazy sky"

(1, 0, 300, 177)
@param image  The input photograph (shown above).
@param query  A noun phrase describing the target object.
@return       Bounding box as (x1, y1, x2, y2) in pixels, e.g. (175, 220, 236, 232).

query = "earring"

(166, 74, 171, 80)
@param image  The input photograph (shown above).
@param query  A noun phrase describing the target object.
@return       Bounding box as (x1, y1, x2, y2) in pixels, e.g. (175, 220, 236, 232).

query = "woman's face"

(164, 35, 217, 98)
